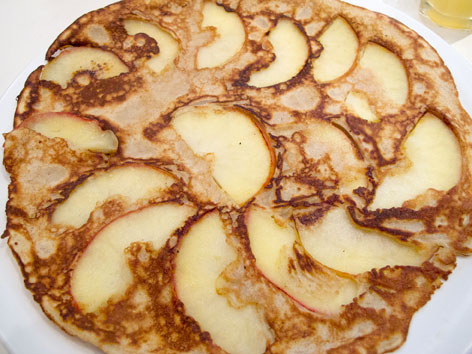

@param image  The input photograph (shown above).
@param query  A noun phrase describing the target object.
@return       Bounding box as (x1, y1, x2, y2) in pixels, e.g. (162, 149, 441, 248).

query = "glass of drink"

(420, 0, 472, 29)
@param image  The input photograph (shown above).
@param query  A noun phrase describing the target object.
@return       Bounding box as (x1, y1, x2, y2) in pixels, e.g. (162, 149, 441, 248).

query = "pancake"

(3, 0, 472, 353)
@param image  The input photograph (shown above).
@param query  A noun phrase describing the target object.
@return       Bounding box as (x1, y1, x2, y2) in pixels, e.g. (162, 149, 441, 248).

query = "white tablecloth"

(0, 1, 470, 354)
(383, 0, 472, 62)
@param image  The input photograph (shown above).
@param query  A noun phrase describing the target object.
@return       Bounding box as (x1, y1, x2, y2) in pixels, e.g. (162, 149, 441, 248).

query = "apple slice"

(248, 19, 309, 87)
(370, 113, 461, 209)
(345, 91, 379, 122)
(312, 17, 359, 83)
(197, 2, 245, 69)
(52, 164, 176, 228)
(246, 206, 359, 314)
(175, 211, 271, 354)
(358, 42, 408, 105)
(124, 19, 179, 74)
(171, 105, 274, 205)
(19, 112, 118, 153)
(41, 47, 129, 88)
(297, 207, 430, 274)
(71, 202, 195, 313)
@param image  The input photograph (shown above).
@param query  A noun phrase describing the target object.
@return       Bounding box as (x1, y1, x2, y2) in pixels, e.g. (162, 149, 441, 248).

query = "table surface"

(0, 1, 471, 354)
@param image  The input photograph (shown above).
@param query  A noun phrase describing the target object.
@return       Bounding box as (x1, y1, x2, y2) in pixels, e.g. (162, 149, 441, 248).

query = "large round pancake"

(3, 0, 472, 353)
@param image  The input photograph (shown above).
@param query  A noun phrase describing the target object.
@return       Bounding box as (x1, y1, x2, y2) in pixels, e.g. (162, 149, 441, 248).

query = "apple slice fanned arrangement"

(3, 0, 472, 353)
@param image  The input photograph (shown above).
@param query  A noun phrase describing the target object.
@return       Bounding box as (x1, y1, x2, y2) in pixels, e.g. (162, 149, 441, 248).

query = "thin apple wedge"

(297, 207, 430, 274)
(370, 113, 461, 209)
(345, 91, 379, 122)
(197, 2, 245, 68)
(358, 42, 408, 105)
(174, 211, 272, 354)
(248, 19, 309, 87)
(19, 112, 118, 153)
(71, 202, 195, 313)
(171, 105, 274, 205)
(124, 19, 179, 74)
(52, 164, 176, 228)
(313, 17, 359, 83)
(41, 47, 129, 88)
(246, 205, 360, 314)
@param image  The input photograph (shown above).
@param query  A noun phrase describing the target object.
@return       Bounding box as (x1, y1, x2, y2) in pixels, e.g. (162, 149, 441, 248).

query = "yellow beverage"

(420, 0, 472, 29)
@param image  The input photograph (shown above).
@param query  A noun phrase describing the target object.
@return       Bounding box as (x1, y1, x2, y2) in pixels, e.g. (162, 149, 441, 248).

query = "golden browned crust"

(3, 0, 472, 353)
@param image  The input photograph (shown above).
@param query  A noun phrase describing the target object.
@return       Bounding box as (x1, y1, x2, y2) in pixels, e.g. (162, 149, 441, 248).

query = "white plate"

(0, 1, 472, 353)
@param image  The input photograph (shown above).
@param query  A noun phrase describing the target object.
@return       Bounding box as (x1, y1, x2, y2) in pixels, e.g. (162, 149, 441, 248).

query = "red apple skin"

(248, 113, 276, 198)
(18, 112, 106, 131)
(233, 106, 276, 205)
(55, 162, 178, 216)
(40, 47, 129, 88)
(16, 111, 121, 154)
(69, 199, 190, 312)
(243, 209, 359, 316)
(242, 210, 323, 314)
(68, 204, 150, 313)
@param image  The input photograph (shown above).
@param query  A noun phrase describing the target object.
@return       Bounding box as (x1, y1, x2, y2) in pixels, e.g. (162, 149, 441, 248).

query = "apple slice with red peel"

(313, 17, 359, 83)
(246, 205, 360, 314)
(124, 19, 179, 74)
(297, 207, 430, 274)
(248, 19, 309, 87)
(174, 211, 272, 354)
(370, 113, 462, 209)
(171, 105, 274, 205)
(357, 43, 408, 106)
(41, 47, 129, 88)
(197, 2, 245, 69)
(19, 112, 118, 153)
(71, 202, 195, 313)
(52, 164, 176, 228)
